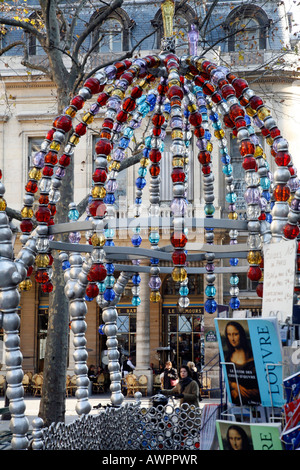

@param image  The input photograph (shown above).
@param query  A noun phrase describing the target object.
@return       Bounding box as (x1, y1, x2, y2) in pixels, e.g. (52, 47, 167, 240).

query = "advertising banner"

(216, 420, 283, 450)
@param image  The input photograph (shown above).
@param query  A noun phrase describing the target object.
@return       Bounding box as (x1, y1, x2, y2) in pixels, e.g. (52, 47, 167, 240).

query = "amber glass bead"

(45, 151, 58, 165)
(25, 181, 38, 193)
(150, 291, 161, 303)
(65, 107, 76, 118)
(29, 167, 41, 180)
(239, 140, 255, 156)
(35, 254, 50, 268)
(257, 107, 270, 120)
(21, 207, 34, 218)
(139, 157, 149, 167)
(91, 186, 106, 199)
(228, 212, 238, 220)
(247, 251, 262, 265)
(273, 184, 290, 202)
(49, 141, 60, 151)
(172, 267, 187, 282)
(90, 233, 106, 246)
(0, 198, 6, 211)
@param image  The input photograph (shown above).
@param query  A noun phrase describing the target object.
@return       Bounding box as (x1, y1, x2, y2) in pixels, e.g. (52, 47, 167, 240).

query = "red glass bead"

(95, 139, 112, 156)
(59, 154, 71, 167)
(75, 122, 87, 136)
(152, 127, 161, 136)
(53, 115, 72, 132)
(189, 112, 202, 127)
(198, 151, 211, 165)
(283, 223, 300, 239)
(89, 200, 107, 217)
(20, 219, 34, 232)
(131, 86, 143, 99)
(201, 60, 212, 72)
(35, 206, 51, 223)
(102, 119, 113, 130)
(121, 72, 134, 84)
(97, 92, 109, 106)
(223, 114, 235, 129)
(116, 110, 128, 123)
(261, 127, 270, 137)
(297, 257, 300, 270)
(211, 92, 222, 104)
(206, 64, 216, 74)
(247, 265, 262, 281)
(249, 95, 263, 110)
(242, 157, 257, 171)
(239, 140, 255, 156)
(270, 127, 281, 139)
(45, 129, 55, 141)
(218, 78, 228, 89)
(27, 266, 33, 277)
(235, 118, 247, 129)
(43, 166, 53, 177)
(239, 96, 249, 107)
(84, 78, 101, 94)
(100, 130, 111, 140)
(221, 84, 235, 99)
(152, 113, 165, 127)
(202, 82, 215, 95)
(157, 83, 168, 95)
(229, 104, 245, 121)
(227, 73, 237, 83)
(114, 61, 126, 77)
(171, 168, 185, 183)
(289, 166, 296, 176)
(164, 54, 179, 65)
(149, 149, 162, 163)
(194, 127, 205, 138)
(48, 254, 54, 265)
(45, 151, 58, 165)
(35, 270, 49, 284)
(256, 283, 263, 298)
(202, 165, 211, 175)
(194, 75, 206, 87)
(149, 165, 160, 177)
(170, 97, 181, 107)
(171, 231, 188, 248)
(123, 97, 136, 112)
(167, 85, 183, 100)
(25, 181, 38, 193)
(172, 250, 187, 265)
(232, 78, 248, 97)
(39, 194, 49, 205)
(71, 95, 85, 110)
(273, 184, 290, 202)
(88, 264, 107, 282)
(146, 73, 156, 82)
(85, 283, 99, 299)
(48, 204, 56, 216)
(42, 281, 53, 293)
(123, 59, 132, 69)
(48, 218, 54, 227)
(93, 168, 107, 183)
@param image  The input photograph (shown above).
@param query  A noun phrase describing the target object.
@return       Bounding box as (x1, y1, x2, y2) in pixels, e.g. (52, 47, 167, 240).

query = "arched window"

(90, 8, 134, 53)
(223, 5, 271, 52)
(151, 2, 198, 53)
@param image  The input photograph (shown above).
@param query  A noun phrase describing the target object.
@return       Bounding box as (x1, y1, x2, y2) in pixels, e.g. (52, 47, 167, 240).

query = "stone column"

(135, 271, 153, 394)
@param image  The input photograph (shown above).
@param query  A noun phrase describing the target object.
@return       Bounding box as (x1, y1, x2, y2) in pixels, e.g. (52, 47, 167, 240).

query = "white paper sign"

(262, 239, 296, 322)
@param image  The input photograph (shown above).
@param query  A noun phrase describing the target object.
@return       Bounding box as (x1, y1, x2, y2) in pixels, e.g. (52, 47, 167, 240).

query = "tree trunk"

(38, 89, 74, 425)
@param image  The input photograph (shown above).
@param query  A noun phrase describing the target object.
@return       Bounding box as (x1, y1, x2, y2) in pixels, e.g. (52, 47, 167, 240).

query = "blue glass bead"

(245, 115, 251, 125)
(135, 197, 142, 205)
(184, 109, 190, 118)
(105, 228, 115, 238)
(204, 204, 215, 216)
(150, 258, 159, 265)
(199, 105, 206, 113)
(105, 275, 115, 288)
(265, 213, 272, 223)
(136, 177, 146, 189)
(98, 324, 105, 335)
(132, 296, 141, 306)
(131, 234, 142, 246)
(229, 297, 240, 309)
(136, 95, 146, 105)
(104, 194, 115, 204)
(68, 208, 79, 221)
(119, 137, 130, 149)
(132, 274, 141, 285)
(205, 285, 216, 297)
(104, 288, 116, 302)
(204, 299, 217, 314)
(143, 148, 150, 158)
(204, 130, 211, 140)
(145, 136, 152, 148)
(179, 286, 189, 296)
(226, 192, 237, 204)
(139, 102, 150, 117)
(97, 282, 106, 293)
(230, 275, 239, 286)
(149, 231, 160, 244)
(123, 127, 134, 138)
(221, 155, 231, 164)
(260, 177, 271, 190)
(138, 167, 148, 177)
(164, 103, 171, 113)
(222, 164, 233, 176)
(106, 263, 115, 274)
(146, 94, 157, 110)
(202, 113, 208, 121)
(229, 258, 239, 266)
(105, 240, 115, 246)
(62, 260, 71, 270)
(160, 142, 164, 152)
(262, 190, 271, 201)
(209, 112, 219, 122)
(85, 295, 94, 302)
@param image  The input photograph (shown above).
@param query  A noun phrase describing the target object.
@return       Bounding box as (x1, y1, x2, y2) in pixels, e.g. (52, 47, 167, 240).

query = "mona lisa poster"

(214, 318, 284, 408)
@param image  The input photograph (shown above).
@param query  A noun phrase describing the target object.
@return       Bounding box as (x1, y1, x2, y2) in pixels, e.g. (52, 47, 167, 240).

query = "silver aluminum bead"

(52, 130, 66, 143)
(274, 168, 291, 184)
(272, 202, 290, 218)
(78, 87, 92, 100)
(263, 116, 277, 130)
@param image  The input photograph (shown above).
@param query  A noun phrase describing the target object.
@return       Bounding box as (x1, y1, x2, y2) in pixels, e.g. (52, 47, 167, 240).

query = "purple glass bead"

(129, 120, 141, 130)
(90, 103, 100, 115)
(170, 198, 187, 216)
(259, 196, 267, 210)
(106, 179, 118, 192)
(272, 137, 288, 152)
(69, 231, 81, 243)
(288, 177, 300, 192)
(114, 148, 126, 161)
(148, 276, 162, 290)
(250, 134, 259, 146)
(105, 65, 117, 80)
(33, 151, 45, 168)
(134, 58, 147, 74)
(171, 117, 183, 129)
(244, 187, 261, 204)
(228, 204, 236, 211)
(196, 138, 208, 151)
(113, 122, 124, 133)
(55, 167, 65, 178)
(205, 263, 215, 272)
(107, 97, 121, 111)
(211, 71, 226, 87)
(291, 197, 300, 211)
(132, 259, 141, 265)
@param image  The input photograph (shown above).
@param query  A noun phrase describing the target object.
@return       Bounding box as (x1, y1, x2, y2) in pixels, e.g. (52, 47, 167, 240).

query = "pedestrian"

(187, 361, 202, 401)
(161, 361, 178, 389)
(161, 365, 200, 407)
(121, 355, 135, 377)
